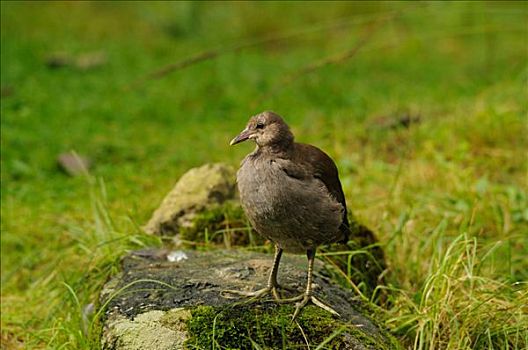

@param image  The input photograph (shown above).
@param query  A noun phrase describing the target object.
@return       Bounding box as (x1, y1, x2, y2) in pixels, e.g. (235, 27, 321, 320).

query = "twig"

(254, 13, 396, 105)
(128, 10, 404, 89)
(144, 51, 218, 81)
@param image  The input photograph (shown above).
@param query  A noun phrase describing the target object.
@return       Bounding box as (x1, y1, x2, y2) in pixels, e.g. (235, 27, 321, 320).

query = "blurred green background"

(1, 1, 527, 349)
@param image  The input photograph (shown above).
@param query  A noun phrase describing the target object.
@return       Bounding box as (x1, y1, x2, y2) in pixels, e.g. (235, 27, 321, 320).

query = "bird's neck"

(258, 141, 294, 157)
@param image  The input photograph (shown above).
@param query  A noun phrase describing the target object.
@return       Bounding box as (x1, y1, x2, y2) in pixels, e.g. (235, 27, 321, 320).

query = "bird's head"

(230, 111, 294, 149)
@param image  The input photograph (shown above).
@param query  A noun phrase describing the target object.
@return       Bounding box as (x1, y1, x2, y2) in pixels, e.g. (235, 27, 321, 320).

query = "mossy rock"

(100, 249, 401, 349)
(144, 163, 237, 235)
(179, 200, 265, 247)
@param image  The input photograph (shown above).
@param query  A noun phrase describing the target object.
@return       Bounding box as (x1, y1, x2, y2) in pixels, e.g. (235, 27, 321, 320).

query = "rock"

(57, 151, 92, 176)
(100, 249, 402, 349)
(103, 309, 190, 350)
(144, 163, 237, 235)
(45, 51, 107, 70)
(176, 200, 259, 247)
(75, 51, 107, 70)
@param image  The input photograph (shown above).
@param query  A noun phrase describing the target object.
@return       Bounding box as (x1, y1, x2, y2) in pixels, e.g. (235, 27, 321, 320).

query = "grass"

(1, 1, 527, 349)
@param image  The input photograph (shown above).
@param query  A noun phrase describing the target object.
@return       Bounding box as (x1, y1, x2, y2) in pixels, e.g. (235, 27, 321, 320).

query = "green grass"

(1, 1, 527, 349)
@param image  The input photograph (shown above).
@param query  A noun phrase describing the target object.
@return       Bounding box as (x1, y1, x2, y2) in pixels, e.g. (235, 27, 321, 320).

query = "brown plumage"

(225, 111, 349, 319)
(287, 143, 350, 243)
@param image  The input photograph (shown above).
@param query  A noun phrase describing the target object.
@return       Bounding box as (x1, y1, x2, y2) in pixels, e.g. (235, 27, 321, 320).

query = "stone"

(103, 309, 190, 350)
(75, 51, 107, 70)
(144, 163, 237, 235)
(57, 151, 92, 176)
(45, 51, 107, 70)
(100, 249, 402, 349)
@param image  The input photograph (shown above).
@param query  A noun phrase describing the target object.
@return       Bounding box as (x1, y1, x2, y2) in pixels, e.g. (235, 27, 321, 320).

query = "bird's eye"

(255, 122, 265, 129)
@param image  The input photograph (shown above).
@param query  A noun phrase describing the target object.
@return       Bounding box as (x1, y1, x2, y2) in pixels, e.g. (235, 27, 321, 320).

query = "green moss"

(185, 303, 398, 349)
(180, 201, 265, 247)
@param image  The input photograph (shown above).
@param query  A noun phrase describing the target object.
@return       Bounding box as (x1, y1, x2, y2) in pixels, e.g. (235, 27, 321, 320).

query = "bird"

(225, 111, 349, 320)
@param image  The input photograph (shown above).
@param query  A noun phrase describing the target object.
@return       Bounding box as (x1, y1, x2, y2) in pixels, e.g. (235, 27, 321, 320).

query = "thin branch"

(254, 12, 396, 105)
(128, 10, 405, 89)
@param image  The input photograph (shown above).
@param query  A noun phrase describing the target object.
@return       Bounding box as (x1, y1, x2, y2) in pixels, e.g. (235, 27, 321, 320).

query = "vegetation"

(1, 1, 527, 349)
(186, 304, 401, 349)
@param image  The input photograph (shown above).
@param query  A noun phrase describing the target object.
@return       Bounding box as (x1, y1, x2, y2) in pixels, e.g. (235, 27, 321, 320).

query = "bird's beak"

(230, 128, 252, 146)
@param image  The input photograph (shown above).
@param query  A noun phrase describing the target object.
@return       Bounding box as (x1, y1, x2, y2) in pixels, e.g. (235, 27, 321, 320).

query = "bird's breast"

(236, 157, 344, 253)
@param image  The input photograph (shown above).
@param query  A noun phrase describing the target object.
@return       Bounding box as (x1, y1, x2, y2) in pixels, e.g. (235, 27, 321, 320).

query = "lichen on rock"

(102, 309, 190, 350)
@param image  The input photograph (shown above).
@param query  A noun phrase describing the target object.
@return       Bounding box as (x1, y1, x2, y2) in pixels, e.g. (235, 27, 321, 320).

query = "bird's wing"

(279, 143, 350, 242)
(274, 157, 307, 180)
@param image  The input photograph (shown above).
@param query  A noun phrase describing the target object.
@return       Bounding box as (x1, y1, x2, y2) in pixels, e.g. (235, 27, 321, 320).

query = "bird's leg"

(279, 249, 340, 320)
(221, 245, 284, 301)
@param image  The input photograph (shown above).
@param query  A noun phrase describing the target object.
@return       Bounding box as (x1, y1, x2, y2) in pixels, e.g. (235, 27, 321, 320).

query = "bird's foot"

(221, 285, 283, 301)
(278, 294, 340, 320)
